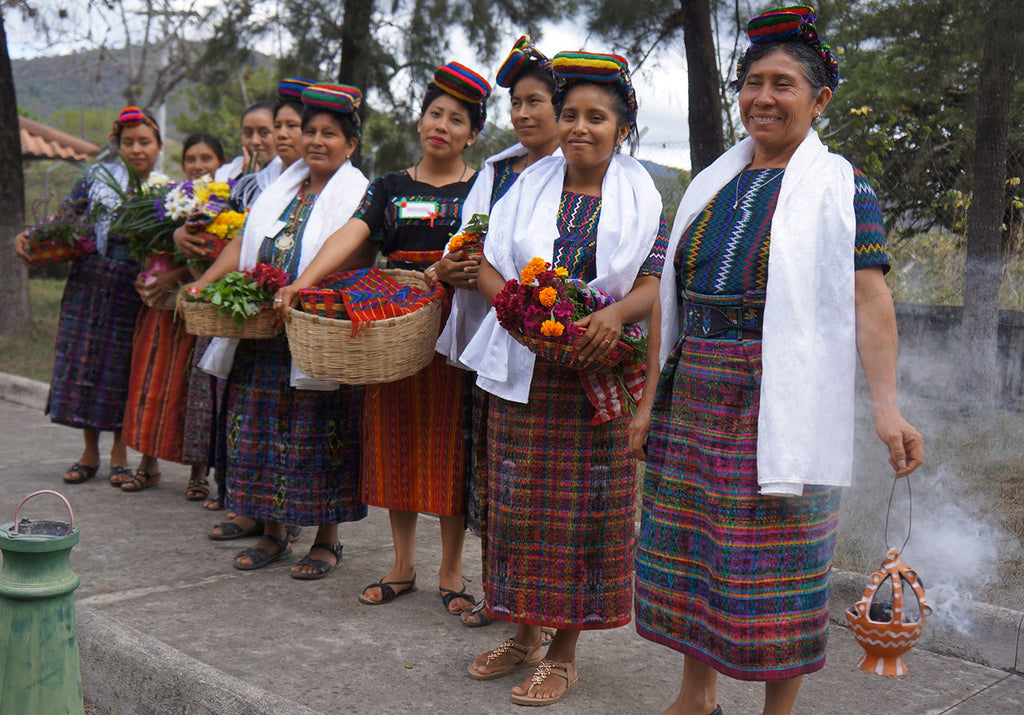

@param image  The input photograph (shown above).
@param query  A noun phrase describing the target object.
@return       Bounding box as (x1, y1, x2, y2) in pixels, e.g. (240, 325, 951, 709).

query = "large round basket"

(285, 269, 443, 385)
(520, 332, 632, 372)
(177, 293, 281, 339)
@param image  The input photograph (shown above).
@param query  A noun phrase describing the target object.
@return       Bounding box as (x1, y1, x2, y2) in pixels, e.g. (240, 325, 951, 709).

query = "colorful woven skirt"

(361, 353, 469, 516)
(122, 307, 196, 463)
(465, 385, 489, 535)
(47, 252, 142, 431)
(484, 361, 637, 630)
(181, 336, 226, 468)
(634, 336, 841, 681)
(222, 337, 365, 526)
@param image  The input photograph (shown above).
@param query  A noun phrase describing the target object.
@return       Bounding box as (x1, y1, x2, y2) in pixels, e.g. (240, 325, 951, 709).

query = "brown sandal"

(468, 638, 544, 681)
(185, 474, 210, 501)
(510, 659, 578, 707)
(120, 468, 161, 492)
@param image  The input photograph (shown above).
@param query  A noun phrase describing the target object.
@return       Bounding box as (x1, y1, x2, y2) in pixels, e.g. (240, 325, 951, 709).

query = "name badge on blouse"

(397, 200, 439, 220)
(267, 220, 293, 250)
(266, 220, 287, 239)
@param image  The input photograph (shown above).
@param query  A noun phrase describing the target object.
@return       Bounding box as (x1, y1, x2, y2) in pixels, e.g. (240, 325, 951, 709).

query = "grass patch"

(0, 278, 64, 383)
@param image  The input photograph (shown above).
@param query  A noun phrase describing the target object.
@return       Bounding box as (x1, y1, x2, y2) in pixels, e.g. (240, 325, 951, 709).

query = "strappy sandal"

(461, 598, 494, 628)
(290, 543, 343, 580)
(208, 518, 264, 541)
(233, 534, 292, 571)
(439, 577, 477, 614)
(185, 474, 210, 501)
(468, 638, 544, 681)
(63, 463, 98, 484)
(510, 659, 578, 707)
(120, 468, 161, 492)
(358, 574, 418, 605)
(109, 465, 133, 487)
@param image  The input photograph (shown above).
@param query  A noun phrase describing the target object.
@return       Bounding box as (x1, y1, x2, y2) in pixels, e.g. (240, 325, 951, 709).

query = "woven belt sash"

(681, 290, 765, 340)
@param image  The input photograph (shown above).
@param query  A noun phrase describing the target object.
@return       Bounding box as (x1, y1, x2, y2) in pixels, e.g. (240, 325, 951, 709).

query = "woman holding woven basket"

(277, 61, 491, 613)
(13, 107, 161, 487)
(458, 51, 668, 707)
(433, 35, 560, 631)
(185, 84, 369, 578)
(628, 7, 923, 715)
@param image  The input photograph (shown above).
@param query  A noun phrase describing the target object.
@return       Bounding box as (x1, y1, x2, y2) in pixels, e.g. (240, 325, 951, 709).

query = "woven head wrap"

(431, 62, 492, 130)
(496, 35, 552, 89)
(736, 5, 839, 91)
(302, 83, 363, 135)
(109, 106, 161, 143)
(551, 51, 639, 129)
(278, 77, 317, 103)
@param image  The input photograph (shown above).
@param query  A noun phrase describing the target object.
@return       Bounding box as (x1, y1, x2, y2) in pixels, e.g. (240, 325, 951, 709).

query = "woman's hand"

(13, 233, 35, 268)
(429, 249, 480, 290)
(136, 267, 184, 308)
(275, 284, 301, 322)
(628, 403, 652, 460)
(874, 407, 924, 478)
(573, 306, 624, 364)
(173, 224, 208, 260)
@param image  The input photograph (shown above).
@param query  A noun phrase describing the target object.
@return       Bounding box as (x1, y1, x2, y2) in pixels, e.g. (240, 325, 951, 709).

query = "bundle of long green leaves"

(94, 161, 180, 263)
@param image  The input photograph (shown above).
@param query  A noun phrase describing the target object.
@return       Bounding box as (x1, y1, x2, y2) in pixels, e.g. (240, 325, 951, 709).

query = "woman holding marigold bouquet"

(458, 51, 668, 707)
(13, 106, 161, 486)
(185, 84, 369, 578)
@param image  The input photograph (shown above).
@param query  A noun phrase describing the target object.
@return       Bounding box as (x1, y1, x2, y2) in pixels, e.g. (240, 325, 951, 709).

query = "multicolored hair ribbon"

(109, 105, 161, 143)
(278, 77, 317, 103)
(551, 51, 639, 127)
(495, 34, 552, 88)
(737, 5, 839, 90)
(432, 61, 492, 130)
(301, 83, 363, 134)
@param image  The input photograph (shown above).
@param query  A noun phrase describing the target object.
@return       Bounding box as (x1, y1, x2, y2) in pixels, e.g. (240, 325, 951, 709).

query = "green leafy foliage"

(188, 271, 273, 327)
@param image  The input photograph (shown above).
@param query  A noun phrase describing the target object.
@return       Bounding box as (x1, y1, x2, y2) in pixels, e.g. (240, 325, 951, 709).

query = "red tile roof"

(20, 116, 101, 161)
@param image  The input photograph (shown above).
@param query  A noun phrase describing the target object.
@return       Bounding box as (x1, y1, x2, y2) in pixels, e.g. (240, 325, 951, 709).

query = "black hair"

(420, 83, 484, 132)
(274, 99, 303, 119)
(732, 39, 830, 96)
(300, 107, 360, 141)
(114, 108, 162, 144)
(509, 64, 556, 96)
(553, 81, 639, 148)
(181, 132, 226, 163)
(240, 101, 275, 124)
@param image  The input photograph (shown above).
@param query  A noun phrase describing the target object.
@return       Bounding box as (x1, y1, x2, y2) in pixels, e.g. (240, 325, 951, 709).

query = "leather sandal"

(468, 638, 544, 681)
(185, 474, 210, 501)
(208, 519, 264, 541)
(290, 543, 343, 580)
(120, 468, 161, 492)
(510, 659, 578, 707)
(461, 598, 494, 628)
(439, 578, 477, 614)
(63, 463, 98, 484)
(358, 574, 418, 605)
(109, 465, 133, 487)
(233, 534, 292, 571)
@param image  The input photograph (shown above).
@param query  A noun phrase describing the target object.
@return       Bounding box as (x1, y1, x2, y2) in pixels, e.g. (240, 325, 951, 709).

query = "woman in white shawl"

(431, 34, 559, 630)
(462, 51, 668, 707)
(627, 7, 923, 715)
(185, 84, 368, 579)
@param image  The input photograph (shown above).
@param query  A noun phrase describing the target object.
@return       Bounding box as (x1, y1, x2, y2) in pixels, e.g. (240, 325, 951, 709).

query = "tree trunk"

(339, 0, 374, 168)
(957, 2, 1021, 410)
(680, 0, 724, 174)
(0, 11, 31, 337)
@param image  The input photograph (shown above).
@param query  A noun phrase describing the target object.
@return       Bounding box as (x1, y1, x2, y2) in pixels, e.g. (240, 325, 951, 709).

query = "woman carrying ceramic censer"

(627, 7, 924, 715)
(459, 51, 668, 707)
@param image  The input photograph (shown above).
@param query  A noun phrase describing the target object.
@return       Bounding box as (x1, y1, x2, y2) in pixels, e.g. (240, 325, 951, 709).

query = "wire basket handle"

(12, 490, 75, 535)
(883, 475, 912, 555)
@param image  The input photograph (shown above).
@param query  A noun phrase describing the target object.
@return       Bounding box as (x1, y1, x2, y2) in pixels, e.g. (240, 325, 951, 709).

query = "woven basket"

(285, 269, 443, 385)
(177, 292, 281, 339)
(23, 239, 86, 268)
(521, 332, 632, 372)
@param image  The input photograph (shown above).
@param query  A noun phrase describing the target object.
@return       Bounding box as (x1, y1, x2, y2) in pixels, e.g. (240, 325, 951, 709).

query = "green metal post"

(0, 490, 84, 715)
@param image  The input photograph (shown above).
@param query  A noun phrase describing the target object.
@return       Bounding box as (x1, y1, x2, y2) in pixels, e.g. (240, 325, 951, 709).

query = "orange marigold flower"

(538, 286, 558, 308)
(449, 234, 465, 250)
(554, 266, 569, 278)
(540, 319, 564, 337)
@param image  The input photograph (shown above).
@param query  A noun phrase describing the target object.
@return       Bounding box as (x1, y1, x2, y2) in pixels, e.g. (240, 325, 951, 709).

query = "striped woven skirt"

(465, 385, 489, 535)
(47, 252, 142, 431)
(182, 336, 226, 468)
(634, 336, 841, 681)
(222, 337, 365, 526)
(122, 307, 196, 463)
(484, 361, 637, 630)
(361, 353, 469, 516)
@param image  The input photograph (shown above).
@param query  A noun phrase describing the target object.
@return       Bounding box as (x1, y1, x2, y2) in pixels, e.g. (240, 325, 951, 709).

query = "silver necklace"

(733, 169, 784, 210)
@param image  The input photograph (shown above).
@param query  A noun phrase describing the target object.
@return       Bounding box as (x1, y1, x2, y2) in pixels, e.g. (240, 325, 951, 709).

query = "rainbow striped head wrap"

(496, 35, 552, 89)
(278, 77, 317, 103)
(109, 106, 160, 143)
(551, 51, 638, 128)
(301, 83, 363, 135)
(431, 62, 492, 130)
(737, 5, 839, 90)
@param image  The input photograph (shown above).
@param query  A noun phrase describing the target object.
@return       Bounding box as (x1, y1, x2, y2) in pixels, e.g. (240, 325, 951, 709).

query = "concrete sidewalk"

(1, 377, 1023, 714)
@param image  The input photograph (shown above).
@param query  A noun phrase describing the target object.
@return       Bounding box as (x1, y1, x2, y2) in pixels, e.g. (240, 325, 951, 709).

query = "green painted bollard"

(0, 490, 84, 715)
